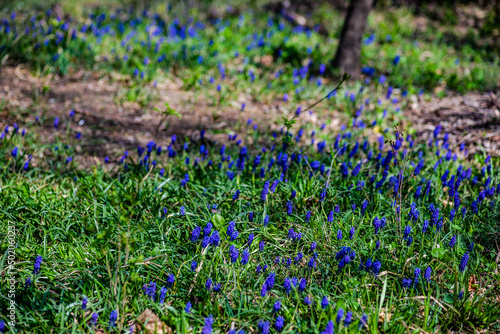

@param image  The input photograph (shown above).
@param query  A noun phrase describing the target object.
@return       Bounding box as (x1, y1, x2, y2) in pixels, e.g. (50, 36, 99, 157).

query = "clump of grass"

(1, 73, 499, 332)
(1, 4, 500, 333)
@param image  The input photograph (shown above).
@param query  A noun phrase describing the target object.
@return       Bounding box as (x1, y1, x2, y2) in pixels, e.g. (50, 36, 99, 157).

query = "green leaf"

(212, 214, 225, 229)
(431, 247, 445, 259)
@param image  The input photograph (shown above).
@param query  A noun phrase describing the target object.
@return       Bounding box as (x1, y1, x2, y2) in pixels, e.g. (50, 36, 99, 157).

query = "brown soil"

(1, 64, 499, 167)
(405, 92, 500, 155)
(0, 65, 277, 166)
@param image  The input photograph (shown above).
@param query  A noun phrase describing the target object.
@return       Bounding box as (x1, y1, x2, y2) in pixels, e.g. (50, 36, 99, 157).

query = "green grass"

(0, 2, 500, 334)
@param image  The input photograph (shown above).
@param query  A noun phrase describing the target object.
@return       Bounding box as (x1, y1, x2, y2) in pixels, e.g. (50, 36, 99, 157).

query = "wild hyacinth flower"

(351, 163, 361, 177)
(414, 267, 421, 286)
(167, 274, 175, 287)
(372, 261, 381, 275)
(185, 301, 192, 313)
(327, 210, 334, 223)
(204, 223, 213, 238)
(406, 236, 413, 247)
(286, 201, 293, 215)
(414, 186, 422, 199)
(159, 287, 167, 305)
(191, 227, 201, 242)
(261, 284, 268, 297)
(422, 220, 429, 233)
(373, 217, 381, 234)
(233, 190, 240, 201)
(299, 278, 307, 292)
(11, 147, 18, 158)
(321, 321, 334, 334)
(403, 226, 411, 240)
(449, 235, 456, 248)
(321, 296, 329, 309)
(359, 313, 368, 330)
(33, 255, 42, 275)
(202, 315, 214, 334)
(229, 245, 239, 263)
(227, 221, 235, 237)
(209, 231, 220, 246)
(319, 188, 327, 202)
(469, 242, 474, 252)
(259, 320, 270, 334)
(91, 312, 99, 327)
(402, 278, 412, 289)
(305, 211, 311, 224)
(424, 266, 432, 282)
(241, 248, 250, 265)
(345, 311, 353, 327)
(261, 181, 270, 202)
(336, 308, 344, 324)
(459, 252, 469, 272)
(109, 310, 118, 328)
(264, 215, 270, 226)
(361, 199, 368, 215)
(273, 300, 281, 312)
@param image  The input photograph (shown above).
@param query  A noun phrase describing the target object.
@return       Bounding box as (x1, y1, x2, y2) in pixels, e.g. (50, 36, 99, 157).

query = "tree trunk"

(332, 0, 374, 79)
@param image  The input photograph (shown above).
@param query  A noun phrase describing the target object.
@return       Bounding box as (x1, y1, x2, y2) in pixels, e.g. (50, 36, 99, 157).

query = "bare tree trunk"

(332, 0, 374, 79)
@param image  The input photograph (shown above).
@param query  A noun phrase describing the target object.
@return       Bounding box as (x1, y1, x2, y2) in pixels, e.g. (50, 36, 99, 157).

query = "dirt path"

(0, 65, 278, 165)
(406, 92, 500, 155)
(1, 65, 499, 165)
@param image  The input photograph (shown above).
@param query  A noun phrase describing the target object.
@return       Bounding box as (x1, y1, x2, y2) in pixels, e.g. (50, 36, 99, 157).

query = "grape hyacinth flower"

(185, 301, 192, 313)
(273, 300, 281, 312)
(11, 147, 18, 158)
(33, 255, 42, 275)
(159, 287, 167, 305)
(91, 312, 99, 328)
(336, 308, 344, 324)
(321, 296, 329, 309)
(424, 266, 432, 282)
(459, 252, 469, 272)
(359, 313, 368, 330)
(321, 321, 334, 334)
(275, 316, 284, 332)
(109, 310, 118, 328)
(414, 267, 421, 286)
(259, 321, 270, 334)
(202, 315, 214, 334)
(229, 245, 239, 263)
(241, 248, 250, 265)
(344, 311, 353, 327)
(449, 235, 456, 248)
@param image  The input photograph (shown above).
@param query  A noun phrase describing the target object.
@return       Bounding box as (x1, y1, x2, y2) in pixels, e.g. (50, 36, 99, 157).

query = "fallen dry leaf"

(136, 309, 172, 334)
(468, 274, 478, 293)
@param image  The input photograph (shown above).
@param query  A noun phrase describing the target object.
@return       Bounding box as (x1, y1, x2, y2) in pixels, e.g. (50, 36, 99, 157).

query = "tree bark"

(332, 0, 374, 79)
